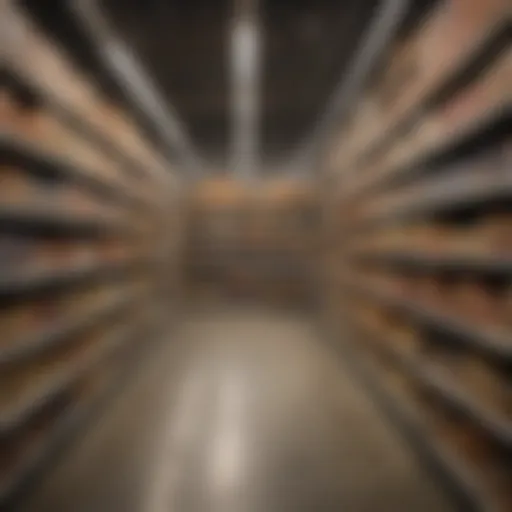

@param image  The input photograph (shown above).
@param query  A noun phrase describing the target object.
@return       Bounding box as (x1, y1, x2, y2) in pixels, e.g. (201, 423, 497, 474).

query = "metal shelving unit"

(342, 101, 511, 201)
(358, 162, 510, 222)
(324, 1, 512, 510)
(330, 322, 496, 512)
(332, 11, 510, 182)
(340, 276, 512, 360)
(0, 4, 182, 507)
(1, 133, 154, 211)
(0, 305, 168, 507)
(351, 250, 512, 275)
(349, 315, 512, 449)
(0, 290, 140, 364)
(1, 3, 177, 186)
(0, 257, 149, 301)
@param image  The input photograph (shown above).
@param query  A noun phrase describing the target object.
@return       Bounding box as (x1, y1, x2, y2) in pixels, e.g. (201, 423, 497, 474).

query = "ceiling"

(23, 0, 381, 171)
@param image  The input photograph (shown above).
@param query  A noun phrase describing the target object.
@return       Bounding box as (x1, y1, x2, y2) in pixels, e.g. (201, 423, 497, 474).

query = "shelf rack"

(323, 1, 512, 511)
(347, 310, 512, 450)
(327, 318, 498, 512)
(1, 133, 155, 212)
(351, 249, 512, 276)
(0, 305, 169, 507)
(340, 275, 512, 362)
(0, 4, 182, 507)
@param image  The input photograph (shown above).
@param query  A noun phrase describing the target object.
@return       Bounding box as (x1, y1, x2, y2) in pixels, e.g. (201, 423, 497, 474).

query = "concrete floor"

(21, 308, 455, 512)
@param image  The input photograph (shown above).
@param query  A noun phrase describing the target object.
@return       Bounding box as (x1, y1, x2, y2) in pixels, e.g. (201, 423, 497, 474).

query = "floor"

(21, 307, 455, 512)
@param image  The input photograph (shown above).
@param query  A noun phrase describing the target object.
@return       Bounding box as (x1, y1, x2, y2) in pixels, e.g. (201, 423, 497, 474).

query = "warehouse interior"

(1, 0, 511, 511)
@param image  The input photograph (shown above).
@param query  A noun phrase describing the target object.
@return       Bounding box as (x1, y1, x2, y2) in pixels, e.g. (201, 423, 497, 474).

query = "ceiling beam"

(71, 0, 203, 175)
(229, 0, 261, 179)
(286, 0, 410, 173)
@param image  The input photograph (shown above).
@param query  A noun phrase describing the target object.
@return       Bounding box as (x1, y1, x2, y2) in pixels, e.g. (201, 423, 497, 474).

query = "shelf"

(0, 291, 138, 365)
(0, 398, 84, 505)
(402, 301, 511, 361)
(0, 258, 146, 301)
(346, 162, 512, 232)
(0, 133, 152, 211)
(1, 9, 173, 185)
(0, 305, 168, 507)
(343, 101, 511, 201)
(356, 321, 512, 450)
(418, 366, 512, 450)
(2, 66, 147, 183)
(0, 203, 132, 237)
(338, 14, 510, 179)
(352, 250, 512, 275)
(341, 279, 512, 360)
(331, 321, 492, 512)
(0, 304, 143, 433)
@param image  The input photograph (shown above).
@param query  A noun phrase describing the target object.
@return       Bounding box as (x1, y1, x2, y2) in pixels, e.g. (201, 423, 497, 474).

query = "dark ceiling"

(23, 0, 381, 170)
(101, 0, 379, 167)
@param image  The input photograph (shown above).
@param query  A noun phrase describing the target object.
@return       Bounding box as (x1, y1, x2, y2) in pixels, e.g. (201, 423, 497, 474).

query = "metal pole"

(72, 0, 202, 175)
(288, 0, 410, 172)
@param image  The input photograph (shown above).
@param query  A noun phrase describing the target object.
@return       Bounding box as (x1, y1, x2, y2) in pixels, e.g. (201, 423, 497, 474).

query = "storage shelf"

(0, 258, 147, 301)
(0, 399, 84, 505)
(341, 278, 512, 360)
(0, 203, 133, 237)
(3, 61, 151, 183)
(419, 365, 512, 450)
(356, 322, 512, 450)
(325, 4, 511, 511)
(2, 29, 172, 186)
(333, 323, 492, 512)
(0, 292, 138, 365)
(0, 133, 152, 211)
(338, 17, 510, 180)
(0, 306, 167, 507)
(352, 250, 512, 275)
(345, 163, 512, 233)
(0, 304, 143, 433)
(0, 6, 179, 509)
(343, 101, 511, 201)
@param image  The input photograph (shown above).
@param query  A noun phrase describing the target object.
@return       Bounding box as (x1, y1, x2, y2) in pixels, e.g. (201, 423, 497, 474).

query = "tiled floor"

(21, 307, 455, 512)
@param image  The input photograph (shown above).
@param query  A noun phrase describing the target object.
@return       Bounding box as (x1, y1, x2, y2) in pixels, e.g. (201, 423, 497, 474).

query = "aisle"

(21, 308, 454, 512)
